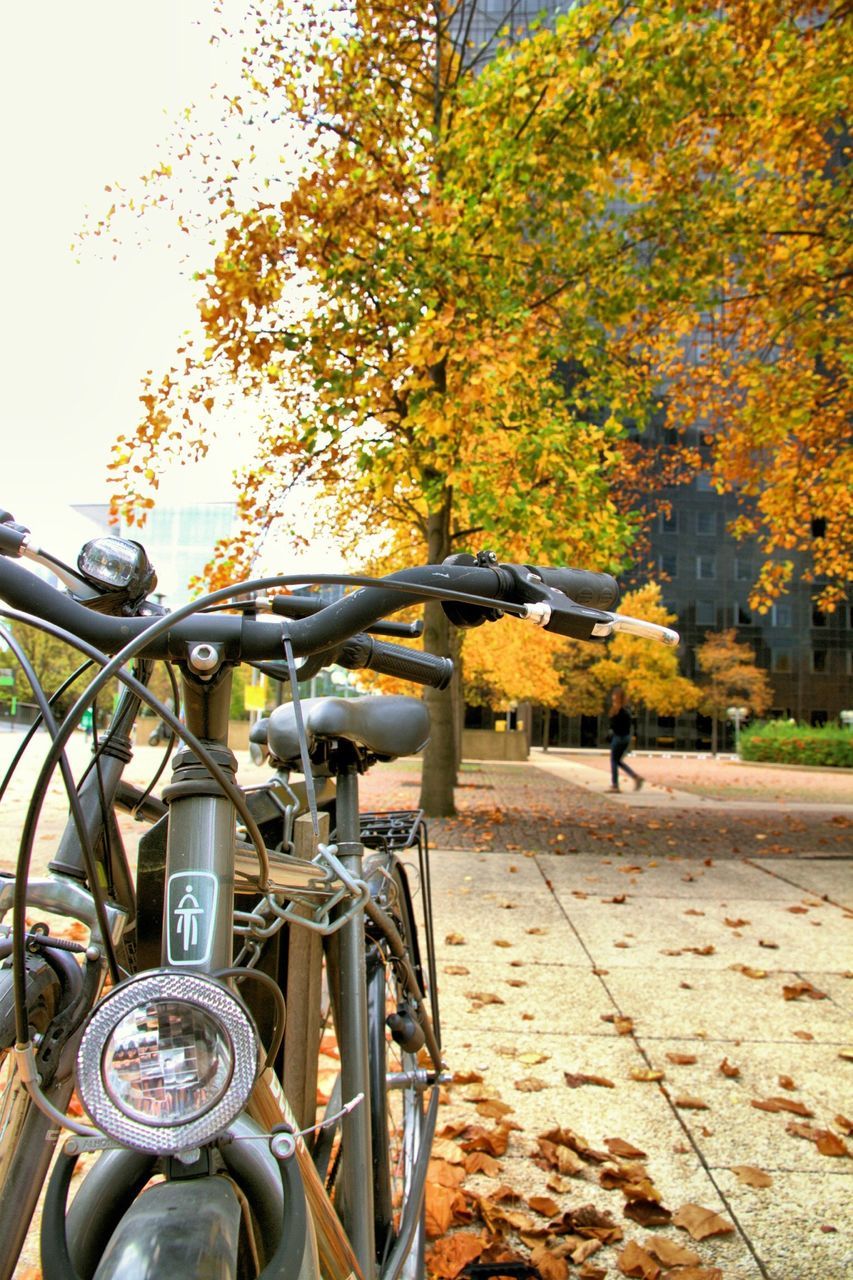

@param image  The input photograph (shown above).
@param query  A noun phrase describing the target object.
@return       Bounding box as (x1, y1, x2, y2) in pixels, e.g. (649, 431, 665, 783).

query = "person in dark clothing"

(608, 688, 644, 792)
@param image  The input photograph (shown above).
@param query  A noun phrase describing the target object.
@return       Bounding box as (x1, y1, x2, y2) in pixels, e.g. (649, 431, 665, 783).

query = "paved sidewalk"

(361, 755, 852, 1280)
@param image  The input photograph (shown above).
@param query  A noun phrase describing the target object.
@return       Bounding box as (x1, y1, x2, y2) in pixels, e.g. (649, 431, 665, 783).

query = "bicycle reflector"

(76, 972, 259, 1153)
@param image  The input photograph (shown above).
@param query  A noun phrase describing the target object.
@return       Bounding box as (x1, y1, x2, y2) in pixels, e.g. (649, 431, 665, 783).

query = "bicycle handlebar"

(0, 524, 679, 688)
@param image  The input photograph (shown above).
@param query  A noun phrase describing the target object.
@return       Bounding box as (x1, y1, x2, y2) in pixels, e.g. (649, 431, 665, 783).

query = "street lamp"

(727, 705, 748, 754)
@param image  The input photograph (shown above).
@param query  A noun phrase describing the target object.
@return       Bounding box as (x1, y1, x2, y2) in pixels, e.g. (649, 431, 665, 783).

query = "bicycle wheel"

(365, 859, 427, 1277)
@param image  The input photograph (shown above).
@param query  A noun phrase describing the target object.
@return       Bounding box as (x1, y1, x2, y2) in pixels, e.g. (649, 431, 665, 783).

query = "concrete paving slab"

(436, 957, 620, 1036)
(713, 1168, 853, 1280)
(539, 851, 821, 901)
(602, 967, 853, 1044)
(755, 856, 853, 909)
(554, 895, 851, 972)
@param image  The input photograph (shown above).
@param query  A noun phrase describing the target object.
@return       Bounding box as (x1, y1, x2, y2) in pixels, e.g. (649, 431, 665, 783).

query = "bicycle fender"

(91, 1177, 242, 1280)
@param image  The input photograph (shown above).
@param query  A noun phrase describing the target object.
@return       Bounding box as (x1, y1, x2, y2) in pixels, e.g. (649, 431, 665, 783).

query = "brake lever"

(591, 613, 680, 646)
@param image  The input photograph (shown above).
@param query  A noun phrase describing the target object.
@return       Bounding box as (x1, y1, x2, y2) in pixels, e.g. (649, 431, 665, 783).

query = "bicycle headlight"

(77, 972, 259, 1153)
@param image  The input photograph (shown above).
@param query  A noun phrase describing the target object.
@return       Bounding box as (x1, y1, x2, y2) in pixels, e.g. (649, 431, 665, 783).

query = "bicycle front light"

(77, 972, 259, 1153)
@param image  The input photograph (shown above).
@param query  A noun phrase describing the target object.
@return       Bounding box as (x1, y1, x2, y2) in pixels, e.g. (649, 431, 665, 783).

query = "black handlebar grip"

(339, 636, 453, 689)
(536, 567, 620, 611)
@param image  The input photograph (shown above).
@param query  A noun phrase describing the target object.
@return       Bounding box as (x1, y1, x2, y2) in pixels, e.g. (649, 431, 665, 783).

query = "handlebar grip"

(339, 637, 454, 689)
(536, 567, 620, 611)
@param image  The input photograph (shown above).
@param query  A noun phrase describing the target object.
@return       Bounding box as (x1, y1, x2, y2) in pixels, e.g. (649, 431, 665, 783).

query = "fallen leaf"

(631, 1069, 665, 1082)
(778, 1075, 795, 1091)
(617, 1240, 661, 1278)
(428, 1159, 466, 1188)
(816, 1131, 850, 1157)
(666, 1053, 698, 1066)
(834, 1114, 853, 1136)
(528, 1244, 568, 1280)
(564, 1072, 616, 1089)
(605, 1137, 648, 1159)
(452, 1070, 484, 1084)
(444, 933, 466, 946)
(425, 1182, 465, 1237)
(623, 1199, 672, 1227)
(730, 964, 766, 979)
(724, 917, 750, 928)
(758, 938, 779, 949)
(515, 1076, 549, 1092)
(661, 1269, 723, 1280)
(673, 1203, 735, 1240)
(464, 991, 504, 1005)
(464, 1151, 502, 1177)
(794, 1030, 814, 1041)
(528, 1194, 561, 1217)
(731, 1164, 773, 1187)
(493, 939, 513, 948)
(752, 1097, 814, 1117)
(477, 1099, 514, 1121)
(444, 964, 470, 976)
(519, 1051, 550, 1065)
(783, 979, 827, 1001)
(685, 945, 716, 956)
(425, 1232, 484, 1278)
(645, 1235, 700, 1266)
(718, 1057, 740, 1078)
(675, 1096, 710, 1110)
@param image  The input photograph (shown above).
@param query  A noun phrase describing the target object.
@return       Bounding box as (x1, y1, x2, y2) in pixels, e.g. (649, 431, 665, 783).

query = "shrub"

(739, 720, 853, 768)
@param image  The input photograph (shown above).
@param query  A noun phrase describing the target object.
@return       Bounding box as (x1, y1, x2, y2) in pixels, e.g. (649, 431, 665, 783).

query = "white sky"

(0, 1, 325, 566)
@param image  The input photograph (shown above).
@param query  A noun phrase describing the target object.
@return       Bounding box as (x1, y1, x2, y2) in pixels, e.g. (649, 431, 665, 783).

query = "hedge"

(739, 720, 853, 768)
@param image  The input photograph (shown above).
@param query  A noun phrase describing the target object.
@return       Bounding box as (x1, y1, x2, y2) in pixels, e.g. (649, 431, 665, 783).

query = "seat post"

(330, 752, 375, 1278)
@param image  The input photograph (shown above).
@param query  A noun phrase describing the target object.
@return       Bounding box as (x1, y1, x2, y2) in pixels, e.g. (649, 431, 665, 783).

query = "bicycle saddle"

(261, 695, 431, 766)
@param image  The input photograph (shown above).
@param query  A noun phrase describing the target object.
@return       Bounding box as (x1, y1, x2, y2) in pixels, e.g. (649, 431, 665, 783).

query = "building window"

(696, 555, 716, 580)
(735, 603, 752, 625)
(696, 510, 716, 535)
(771, 649, 792, 673)
(811, 649, 828, 673)
(771, 602, 792, 628)
(811, 517, 826, 538)
(734, 558, 752, 581)
(659, 511, 678, 533)
(696, 600, 716, 626)
(696, 473, 714, 492)
(659, 553, 678, 578)
(811, 607, 826, 628)
(811, 709, 828, 727)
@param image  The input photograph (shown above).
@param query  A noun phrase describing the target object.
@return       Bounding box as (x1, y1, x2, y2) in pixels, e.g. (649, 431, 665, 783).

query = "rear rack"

(359, 809, 425, 854)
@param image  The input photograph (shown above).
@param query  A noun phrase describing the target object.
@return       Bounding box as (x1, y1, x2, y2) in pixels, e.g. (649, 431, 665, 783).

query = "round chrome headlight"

(77, 972, 259, 1153)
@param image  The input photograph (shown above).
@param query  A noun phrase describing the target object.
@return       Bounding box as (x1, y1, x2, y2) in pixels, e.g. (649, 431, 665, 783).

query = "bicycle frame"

(2, 652, 438, 1280)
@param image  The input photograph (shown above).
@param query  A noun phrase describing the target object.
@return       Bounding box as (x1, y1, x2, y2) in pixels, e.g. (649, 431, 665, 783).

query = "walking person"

(607, 688, 644, 793)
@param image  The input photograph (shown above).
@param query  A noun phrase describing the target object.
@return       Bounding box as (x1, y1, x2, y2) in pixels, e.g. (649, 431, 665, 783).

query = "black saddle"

(251, 695, 430, 768)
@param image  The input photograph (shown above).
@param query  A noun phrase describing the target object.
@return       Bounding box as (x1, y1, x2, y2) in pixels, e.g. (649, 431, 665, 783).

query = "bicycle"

(0, 513, 677, 1279)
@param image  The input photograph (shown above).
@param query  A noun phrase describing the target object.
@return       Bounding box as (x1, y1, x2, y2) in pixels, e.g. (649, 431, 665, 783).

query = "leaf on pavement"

(477, 1098, 515, 1120)
(624, 1199, 673, 1227)
(731, 1164, 773, 1187)
(564, 1072, 615, 1089)
(730, 964, 766, 979)
(465, 991, 504, 1005)
(673, 1203, 735, 1240)
(617, 1240, 661, 1278)
(528, 1244, 569, 1280)
(425, 1182, 467, 1237)
(428, 1158, 466, 1188)
(464, 1151, 502, 1177)
(752, 1096, 814, 1117)
(631, 1068, 665, 1082)
(444, 933, 466, 946)
(425, 1233, 484, 1279)
(783, 979, 827, 1000)
(515, 1076, 549, 1092)
(675, 1096, 710, 1110)
(605, 1136, 648, 1159)
(645, 1235, 700, 1266)
(444, 964, 470, 975)
(724, 917, 751, 928)
(666, 1052, 698, 1065)
(718, 1057, 740, 1078)
(452, 1069, 483, 1084)
(528, 1194, 561, 1217)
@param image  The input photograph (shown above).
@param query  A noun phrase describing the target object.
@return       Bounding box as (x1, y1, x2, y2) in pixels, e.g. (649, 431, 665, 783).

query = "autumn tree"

(100, 1, 767, 812)
(696, 628, 773, 755)
(98, 1, 849, 811)
(626, 0, 852, 612)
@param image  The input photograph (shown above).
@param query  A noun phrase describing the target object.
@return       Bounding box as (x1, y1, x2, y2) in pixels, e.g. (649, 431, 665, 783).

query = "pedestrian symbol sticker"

(166, 872, 218, 965)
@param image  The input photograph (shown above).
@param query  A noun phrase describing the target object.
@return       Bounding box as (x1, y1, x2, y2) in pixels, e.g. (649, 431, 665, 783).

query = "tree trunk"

(419, 498, 457, 816)
(711, 716, 718, 756)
